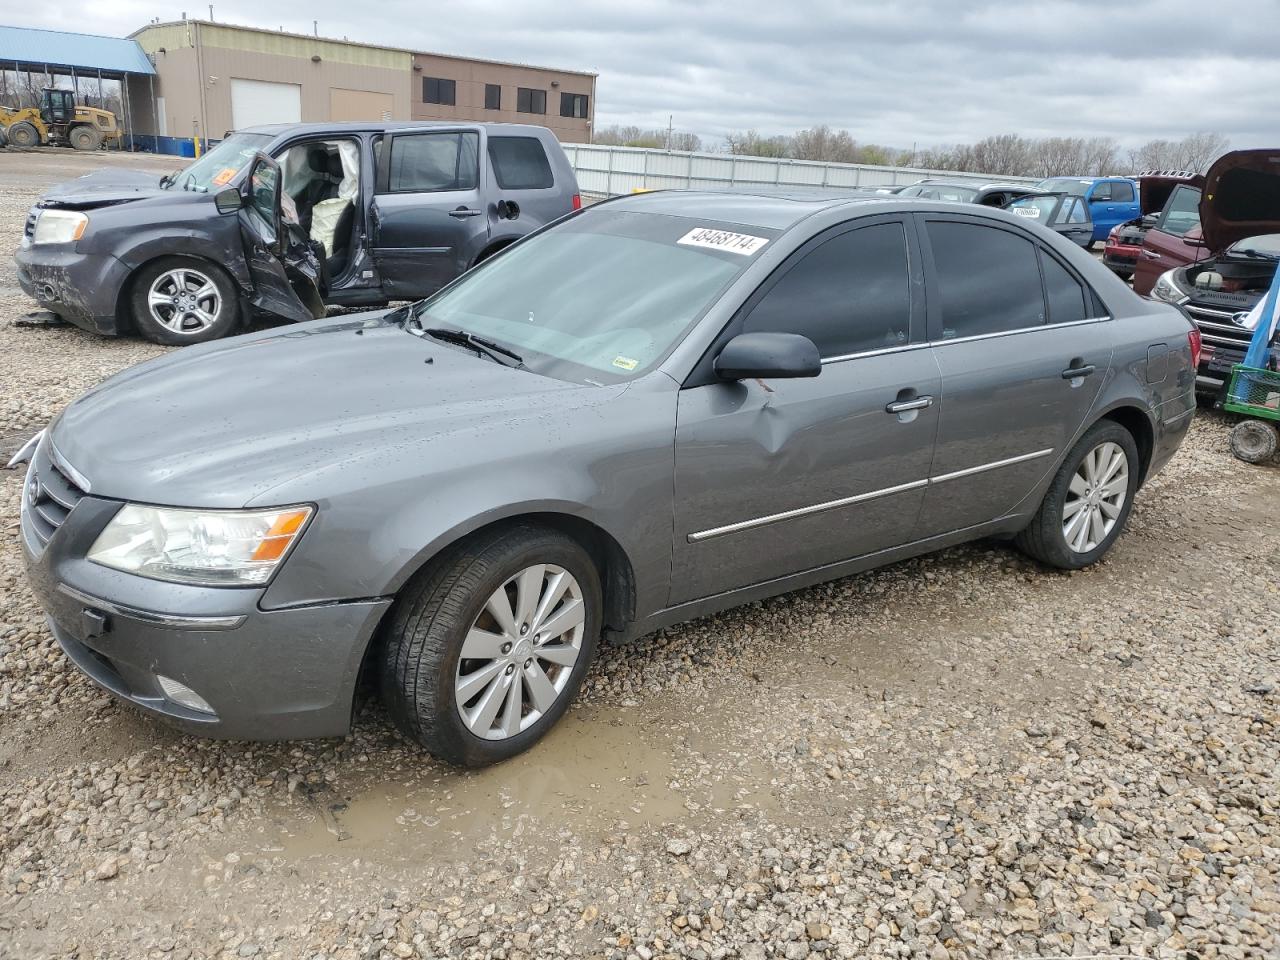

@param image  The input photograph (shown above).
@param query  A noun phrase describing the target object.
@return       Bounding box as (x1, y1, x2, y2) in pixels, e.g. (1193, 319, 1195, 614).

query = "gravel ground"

(1, 150, 1277, 960)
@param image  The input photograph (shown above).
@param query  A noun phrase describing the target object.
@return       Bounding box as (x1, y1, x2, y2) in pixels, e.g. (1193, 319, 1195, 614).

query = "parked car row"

(11, 173, 1197, 765)
(16, 121, 582, 344)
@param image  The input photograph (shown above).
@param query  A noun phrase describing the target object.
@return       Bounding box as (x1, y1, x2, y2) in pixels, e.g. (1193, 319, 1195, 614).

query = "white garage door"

(230, 78, 301, 130)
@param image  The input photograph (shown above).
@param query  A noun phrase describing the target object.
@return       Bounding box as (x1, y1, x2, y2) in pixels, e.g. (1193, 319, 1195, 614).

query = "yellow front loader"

(1, 88, 121, 150)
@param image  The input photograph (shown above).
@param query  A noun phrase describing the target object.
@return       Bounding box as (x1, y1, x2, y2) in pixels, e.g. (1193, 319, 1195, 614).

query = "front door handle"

(886, 395, 933, 414)
(1062, 363, 1096, 380)
(1142, 249, 1162, 260)
(449, 207, 482, 219)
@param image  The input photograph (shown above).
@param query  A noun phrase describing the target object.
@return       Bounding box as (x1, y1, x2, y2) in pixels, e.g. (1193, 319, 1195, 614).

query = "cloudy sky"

(11, 0, 1280, 150)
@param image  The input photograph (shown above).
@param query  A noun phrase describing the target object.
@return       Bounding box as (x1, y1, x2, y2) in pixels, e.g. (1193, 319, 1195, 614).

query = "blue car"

(1033, 176, 1140, 244)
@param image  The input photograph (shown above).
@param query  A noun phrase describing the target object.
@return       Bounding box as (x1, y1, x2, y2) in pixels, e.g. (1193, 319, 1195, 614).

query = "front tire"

(128, 257, 239, 344)
(7, 121, 39, 147)
(1016, 420, 1140, 569)
(380, 525, 601, 767)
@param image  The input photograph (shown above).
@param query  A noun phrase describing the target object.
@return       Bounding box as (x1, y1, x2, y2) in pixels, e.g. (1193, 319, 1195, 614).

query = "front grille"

(23, 448, 86, 547)
(1185, 303, 1255, 351)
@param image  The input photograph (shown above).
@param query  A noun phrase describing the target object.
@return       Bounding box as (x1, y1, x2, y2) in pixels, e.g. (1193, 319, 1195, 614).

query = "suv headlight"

(32, 209, 88, 245)
(88, 504, 313, 586)
(1150, 268, 1189, 305)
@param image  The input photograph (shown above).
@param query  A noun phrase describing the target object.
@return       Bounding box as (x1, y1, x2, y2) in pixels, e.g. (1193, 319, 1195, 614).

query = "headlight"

(1150, 268, 1189, 305)
(88, 504, 312, 586)
(32, 209, 88, 245)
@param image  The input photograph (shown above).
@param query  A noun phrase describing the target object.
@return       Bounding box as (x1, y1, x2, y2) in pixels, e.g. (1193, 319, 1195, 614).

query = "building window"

(423, 77, 456, 106)
(484, 83, 501, 110)
(516, 87, 546, 115)
(560, 92, 589, 119)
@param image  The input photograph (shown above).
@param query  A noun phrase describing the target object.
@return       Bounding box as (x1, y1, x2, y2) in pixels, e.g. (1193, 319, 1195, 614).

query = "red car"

(1103, 173, 1203, 289)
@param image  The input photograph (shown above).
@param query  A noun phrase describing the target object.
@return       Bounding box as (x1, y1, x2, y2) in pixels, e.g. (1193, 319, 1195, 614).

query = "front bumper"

(14, 243, 130, 335)
(17, 442, 391, 740)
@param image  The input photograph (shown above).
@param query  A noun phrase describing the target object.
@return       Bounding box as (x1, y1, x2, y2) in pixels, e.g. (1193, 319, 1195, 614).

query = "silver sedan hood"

(50, 314, 606, 508)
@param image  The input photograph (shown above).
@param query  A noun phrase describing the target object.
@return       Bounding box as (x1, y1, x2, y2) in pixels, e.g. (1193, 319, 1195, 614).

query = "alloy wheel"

(146, 268, 222, 334)
(454, 564, 586, 740)
(1062, 440, 1128, 553)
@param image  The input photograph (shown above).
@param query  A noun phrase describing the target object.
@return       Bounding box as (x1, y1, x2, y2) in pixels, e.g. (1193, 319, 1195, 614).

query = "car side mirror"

(214, 187, 242, 214)
(496, 199, 520, 220)
(714, 332, 821, 381)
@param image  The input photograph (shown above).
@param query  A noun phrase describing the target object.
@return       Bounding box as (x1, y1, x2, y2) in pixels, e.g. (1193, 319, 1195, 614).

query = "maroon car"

(1103, 172, 1202, 284)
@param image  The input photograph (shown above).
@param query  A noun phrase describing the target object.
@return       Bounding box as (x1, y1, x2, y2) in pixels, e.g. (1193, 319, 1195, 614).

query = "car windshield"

(1034, 178, 1090, 196)
(163, 132, 274, 192)
(1228, 234, 1280, 260)
(411, 210, 770, 384)
(1007, 195, 1062, 222)
(897, 183, 978, 202)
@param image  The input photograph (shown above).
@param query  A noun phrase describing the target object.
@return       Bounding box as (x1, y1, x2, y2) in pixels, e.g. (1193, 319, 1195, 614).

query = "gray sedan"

(14, 191, 1198, 766)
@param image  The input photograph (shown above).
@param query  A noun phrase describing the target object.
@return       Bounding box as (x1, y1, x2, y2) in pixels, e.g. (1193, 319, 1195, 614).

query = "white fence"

(563, 143, 1039, 198)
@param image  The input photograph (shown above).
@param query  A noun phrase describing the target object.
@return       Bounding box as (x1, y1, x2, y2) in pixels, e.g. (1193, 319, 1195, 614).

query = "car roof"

(603, 189, 890, 230)
(236, 120, 555, 137)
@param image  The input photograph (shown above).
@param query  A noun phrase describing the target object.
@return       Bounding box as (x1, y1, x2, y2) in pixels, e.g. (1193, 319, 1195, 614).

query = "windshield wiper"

(1233, 248, 1280, 261)
(417, 324, 525, 368)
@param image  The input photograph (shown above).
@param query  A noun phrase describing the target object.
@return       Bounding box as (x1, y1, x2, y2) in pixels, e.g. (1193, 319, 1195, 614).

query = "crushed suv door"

(237, 153, 324, 323)
(370, 128, 489, 299)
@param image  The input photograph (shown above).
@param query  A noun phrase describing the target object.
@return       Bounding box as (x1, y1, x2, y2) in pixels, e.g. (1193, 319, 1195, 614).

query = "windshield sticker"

(612, 355, 640, 371)
(677, 227, 769, 256)
(1013, 207, 1042, 218)
(211, 167, 237, 186)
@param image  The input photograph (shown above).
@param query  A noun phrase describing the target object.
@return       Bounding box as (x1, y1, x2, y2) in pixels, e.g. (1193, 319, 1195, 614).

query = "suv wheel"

(1016, 420, 1140, 569)
(381, 525, 601, 767)
(129, 257, 239, 345)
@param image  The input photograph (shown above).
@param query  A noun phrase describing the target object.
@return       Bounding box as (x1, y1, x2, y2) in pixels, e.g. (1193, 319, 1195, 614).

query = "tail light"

(571, 193, 582, 211)
(1188, 327, 1202, 368)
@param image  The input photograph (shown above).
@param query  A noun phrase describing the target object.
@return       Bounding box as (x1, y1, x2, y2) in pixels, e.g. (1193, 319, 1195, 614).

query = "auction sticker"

(1013, 207, 1042, 219)
(677, 227, 769, 256)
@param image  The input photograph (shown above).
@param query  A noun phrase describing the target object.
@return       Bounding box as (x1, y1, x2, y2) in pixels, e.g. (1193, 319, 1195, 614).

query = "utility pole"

(666, 114, 673, 150)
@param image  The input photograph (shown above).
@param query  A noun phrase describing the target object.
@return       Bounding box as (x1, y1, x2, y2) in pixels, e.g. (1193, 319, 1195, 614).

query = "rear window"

(488, 136, 554, 190)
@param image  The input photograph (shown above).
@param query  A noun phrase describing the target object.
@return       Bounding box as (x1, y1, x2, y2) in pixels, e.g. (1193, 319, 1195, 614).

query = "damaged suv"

(15, 122, 580, 344)
(1146, 150, 1280, 393)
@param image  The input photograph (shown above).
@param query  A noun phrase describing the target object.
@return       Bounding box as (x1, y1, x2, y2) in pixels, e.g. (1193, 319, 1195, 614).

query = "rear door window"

(385, 131, 478, 193)
(742, 221, 912, 357)
(925, 220, 1045, 338)
(488, 136, 554, 190)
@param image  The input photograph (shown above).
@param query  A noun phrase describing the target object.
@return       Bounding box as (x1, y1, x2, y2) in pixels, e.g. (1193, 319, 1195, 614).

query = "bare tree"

(1176, 132, 1230, 173)
(669, 131, 702, 152)
(790, 125, 858, 162)
(969, 134, 1031, 177)
(724, 129, 791, 158)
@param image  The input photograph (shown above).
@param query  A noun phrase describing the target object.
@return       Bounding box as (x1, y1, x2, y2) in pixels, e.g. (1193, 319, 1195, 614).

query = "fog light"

(156, 674, 214, 714)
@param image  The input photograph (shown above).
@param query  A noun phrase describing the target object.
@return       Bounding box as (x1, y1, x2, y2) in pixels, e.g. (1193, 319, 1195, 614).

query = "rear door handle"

(1062, 364, 1096, 380)
(1142, 250, 1162, 260)
(886, 395, 933, 414)
(449, 207, 482, 219)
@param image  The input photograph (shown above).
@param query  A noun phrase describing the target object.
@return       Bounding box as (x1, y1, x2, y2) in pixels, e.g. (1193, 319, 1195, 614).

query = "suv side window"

(1090, 182, 1113, 202)
(1156, 184, 1202, 237)
(742, 222, 911, 357)
(488, 136, 554, 190)
(1111, 180, 1135, 203)
(386, 131, 479, 193)
(926, 221, 1045, 338)
(1040, 250, 1089, 324)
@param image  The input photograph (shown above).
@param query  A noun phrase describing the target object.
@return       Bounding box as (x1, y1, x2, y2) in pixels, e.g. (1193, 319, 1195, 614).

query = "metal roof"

(0, 25, 155, 75)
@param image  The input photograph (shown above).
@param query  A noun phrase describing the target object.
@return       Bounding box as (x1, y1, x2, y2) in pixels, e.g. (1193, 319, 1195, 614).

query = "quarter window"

(516, 87, 546, 114)
(742, 222, 911, 357)
(484, 83, 501, 110)
(560, 93, 589, 119)
(387, 132, 478, 193)
(488, 136, 554, 190)
(926, 221, 1045, 338)
(422, 77, 456, 106)
(1041, 252, 1089, 324)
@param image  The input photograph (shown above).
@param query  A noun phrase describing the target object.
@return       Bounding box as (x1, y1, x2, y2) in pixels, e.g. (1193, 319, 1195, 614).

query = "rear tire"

(70, 126, 102, 151)
(128, 257, 239, 345)
(1230, 419, 1277, 464)
(380, 525, 601, 767)
(1016, 420, 1140, 570)
(7, 121, 39, 147)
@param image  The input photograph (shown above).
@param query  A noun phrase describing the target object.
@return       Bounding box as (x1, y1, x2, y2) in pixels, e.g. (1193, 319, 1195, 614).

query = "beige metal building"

(128, 19, 596, 146)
